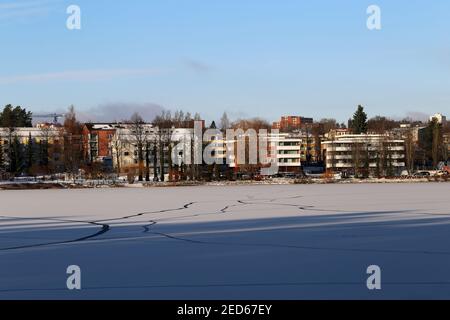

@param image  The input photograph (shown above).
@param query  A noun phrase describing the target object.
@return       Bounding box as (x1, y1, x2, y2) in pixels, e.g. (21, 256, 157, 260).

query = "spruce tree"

(351, 105, 368, 134)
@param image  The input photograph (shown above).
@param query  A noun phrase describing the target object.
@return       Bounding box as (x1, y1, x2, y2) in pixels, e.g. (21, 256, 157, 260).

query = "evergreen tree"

(420, 119, 443, 167)
(27, 132, 34, 175)
(350, 105, 368, 134)
(10, 136, 23, 175)
(0, 105, 32, 128)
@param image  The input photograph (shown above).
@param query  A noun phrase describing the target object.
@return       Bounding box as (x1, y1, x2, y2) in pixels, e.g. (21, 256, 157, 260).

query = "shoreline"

(0, 177, 449, 190)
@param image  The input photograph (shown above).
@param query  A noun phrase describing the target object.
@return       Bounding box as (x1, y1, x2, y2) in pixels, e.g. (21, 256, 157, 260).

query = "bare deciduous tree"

(128, 113, 149, 182)
(404, 129, 416, 174)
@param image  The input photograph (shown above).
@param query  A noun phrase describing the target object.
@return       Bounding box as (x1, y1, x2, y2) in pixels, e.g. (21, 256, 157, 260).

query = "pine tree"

(0, 105, 32, 128)
(351, 105, 368, 134)
(10, 136, 22, 175)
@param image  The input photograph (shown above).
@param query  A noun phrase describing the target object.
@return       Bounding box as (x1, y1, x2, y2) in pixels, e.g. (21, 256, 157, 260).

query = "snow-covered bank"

(3, 177, 448, 191)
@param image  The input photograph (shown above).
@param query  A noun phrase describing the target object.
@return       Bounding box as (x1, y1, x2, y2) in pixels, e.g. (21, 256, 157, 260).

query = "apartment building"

(111, 124, 156, 171)
(444, 133, 450, 161)
(389, 125, 426, 143)
(322, 134, 406, 176)
(82, 123, 117, 165)
(0, 126, 64, 172)
(430, 113, 447, 125)
(272, 116, 313, 131)
(269, 133, 302, 173)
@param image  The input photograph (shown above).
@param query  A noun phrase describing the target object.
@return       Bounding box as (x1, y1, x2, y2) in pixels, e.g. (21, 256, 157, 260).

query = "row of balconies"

(330, 154, 405, 160)
(277, 154, 301, 159)
(328, 146, 405, 152)
(327, 162, 406, 168)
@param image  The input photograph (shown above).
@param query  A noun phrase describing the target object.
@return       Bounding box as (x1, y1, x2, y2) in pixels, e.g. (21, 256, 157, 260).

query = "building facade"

(444, 133, 450, 161)
(0, 126, 64, 174)
(430, 113, 447, 125)
(322, 134, 406, 177)
(272, 116, 313, 131)
(82, 124, 117, 165)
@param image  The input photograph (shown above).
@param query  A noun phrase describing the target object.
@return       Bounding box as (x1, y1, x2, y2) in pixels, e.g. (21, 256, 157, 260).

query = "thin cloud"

(404, 111, 430, 122)
(0, 0, 61, 22)
(77, 102, 166, 123)
(0, 68, 163, 85)
(391, 111, 430, 122)
(183, 59, 213, 74)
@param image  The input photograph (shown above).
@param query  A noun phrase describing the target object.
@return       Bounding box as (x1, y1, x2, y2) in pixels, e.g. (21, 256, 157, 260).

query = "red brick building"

(272, 116, 314, 131)
(82, 124, 117, 162)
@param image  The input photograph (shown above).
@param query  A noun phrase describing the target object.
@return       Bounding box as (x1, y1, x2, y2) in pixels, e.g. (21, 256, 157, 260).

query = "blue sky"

(0, 0, 449, 123)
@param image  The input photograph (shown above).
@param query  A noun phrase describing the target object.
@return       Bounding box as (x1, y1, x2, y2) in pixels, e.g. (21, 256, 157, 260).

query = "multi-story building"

(111, 124, 157, 173)
(325, 128, 352, 139)
(322, 134, 406, 176)
(389, 125, 426, 143)
(268, 133, 302, 173)
(272, 116, 313, 132)
(266, 132, 322, 174)
(112, 124, 200, 179)
(430, 113, 447, 125)
(444, 133, 450, 161)
(0, 126, 64, 173)
(82, 123, 117, 165)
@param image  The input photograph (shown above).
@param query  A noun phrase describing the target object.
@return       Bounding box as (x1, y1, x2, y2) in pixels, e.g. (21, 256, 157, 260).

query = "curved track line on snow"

(0, 215, 110, 252)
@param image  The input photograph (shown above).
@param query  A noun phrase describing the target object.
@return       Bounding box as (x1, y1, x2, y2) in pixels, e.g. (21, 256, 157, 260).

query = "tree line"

(0, 103, 448, 180)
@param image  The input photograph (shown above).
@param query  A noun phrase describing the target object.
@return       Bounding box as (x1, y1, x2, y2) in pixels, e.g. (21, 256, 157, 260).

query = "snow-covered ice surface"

(0, 183, 449, 300)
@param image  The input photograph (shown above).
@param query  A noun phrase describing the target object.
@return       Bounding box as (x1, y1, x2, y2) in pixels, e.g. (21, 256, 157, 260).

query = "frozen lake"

(0, 183, 449, 299)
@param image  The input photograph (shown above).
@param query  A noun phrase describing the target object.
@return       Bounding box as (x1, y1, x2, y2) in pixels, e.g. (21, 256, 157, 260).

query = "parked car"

(413, 171, 431, 177)
(400, 170, 410, 177)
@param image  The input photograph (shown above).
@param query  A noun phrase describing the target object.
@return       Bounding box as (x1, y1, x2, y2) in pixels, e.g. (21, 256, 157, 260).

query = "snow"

(0, 183, 449, 299)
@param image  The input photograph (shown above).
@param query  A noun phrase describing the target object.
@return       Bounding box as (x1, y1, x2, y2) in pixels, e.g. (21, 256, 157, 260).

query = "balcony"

(277, 146, 300, 151)
(277, 154, 301, 159)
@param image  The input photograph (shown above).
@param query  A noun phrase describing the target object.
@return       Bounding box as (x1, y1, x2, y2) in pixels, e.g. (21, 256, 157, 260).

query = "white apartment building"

(430, 113, 447, 125)
(0, 126, 64, 171)
(322, 134, 406, 176)
(112, 124, 158, 170)
(0, 127, 62, 143)
(268, 133, 302, 173)
(112, 125, 197, 177)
